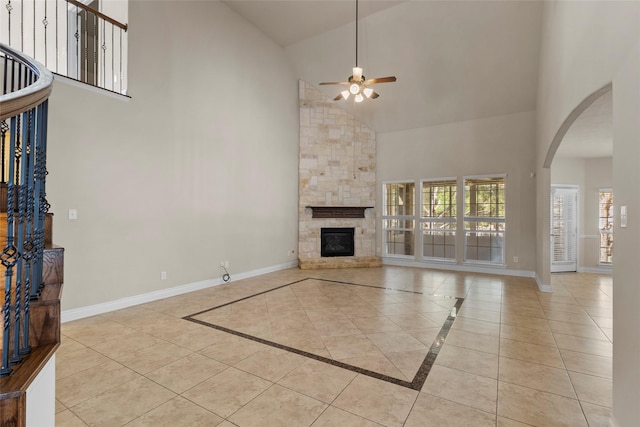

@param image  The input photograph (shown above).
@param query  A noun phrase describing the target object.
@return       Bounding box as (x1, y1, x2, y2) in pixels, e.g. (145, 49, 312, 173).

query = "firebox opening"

(321, 227, 355, 257)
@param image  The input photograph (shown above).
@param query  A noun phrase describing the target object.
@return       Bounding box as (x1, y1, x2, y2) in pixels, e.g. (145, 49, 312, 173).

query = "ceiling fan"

(319, 0, 397, 102)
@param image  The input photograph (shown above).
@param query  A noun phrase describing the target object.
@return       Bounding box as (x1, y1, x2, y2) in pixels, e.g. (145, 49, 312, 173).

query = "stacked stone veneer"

(298, 80, 381, 269)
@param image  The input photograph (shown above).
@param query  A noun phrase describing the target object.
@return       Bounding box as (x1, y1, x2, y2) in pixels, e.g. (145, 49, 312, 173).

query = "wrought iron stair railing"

(1, 0, 128, 94)
(0, 42, 53, 376)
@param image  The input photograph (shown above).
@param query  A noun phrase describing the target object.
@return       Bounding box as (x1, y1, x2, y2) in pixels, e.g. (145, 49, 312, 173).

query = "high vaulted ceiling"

(224, 0, 544, 134)
(224, 1, 611, 159)
(223, 0, 405, 47)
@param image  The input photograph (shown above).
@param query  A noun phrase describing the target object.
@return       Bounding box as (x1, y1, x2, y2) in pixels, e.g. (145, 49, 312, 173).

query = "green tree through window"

(464, 177, 505, 264)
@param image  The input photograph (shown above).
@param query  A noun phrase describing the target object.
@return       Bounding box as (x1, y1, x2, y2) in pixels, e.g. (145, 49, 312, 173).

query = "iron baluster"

(111, 25, 114, 91)
(33, 100, 48, 298)
(55, 0, 58, 72)
(119, 28, 122, 93)
(82, 6, 87, 83)
(20, 105, 36, 355)
(42, 0, 48, 68)
(0, 120, 7, 182)
(101, 19, 106, 89)
(75, 2, 79, 81)
(5, 1, 12, 45)
(10, 55, 15, 93)
(1, 52, 7, 96)
(20, 0, 23, 52)
(1, 114, 19, 375)
(31, 0, 35, 58)
(10, 106, 31, 364)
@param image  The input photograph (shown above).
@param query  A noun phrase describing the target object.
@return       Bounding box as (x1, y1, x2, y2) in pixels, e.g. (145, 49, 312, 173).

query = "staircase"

(0, 236, 63, 427)
(0, 43, 62, 427)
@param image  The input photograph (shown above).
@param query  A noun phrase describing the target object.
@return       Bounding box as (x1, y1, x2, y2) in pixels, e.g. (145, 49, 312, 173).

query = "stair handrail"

(66, 0, 128, 31)
(0, 43, 54, 120)
(1, 0, 128, 94)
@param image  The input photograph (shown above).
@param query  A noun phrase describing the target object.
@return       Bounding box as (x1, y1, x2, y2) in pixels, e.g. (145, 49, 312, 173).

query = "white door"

(551, 186, 578, 272)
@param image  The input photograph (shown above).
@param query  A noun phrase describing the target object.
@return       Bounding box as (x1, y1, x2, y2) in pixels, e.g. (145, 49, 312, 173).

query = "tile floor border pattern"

(183, 277, 464, 391)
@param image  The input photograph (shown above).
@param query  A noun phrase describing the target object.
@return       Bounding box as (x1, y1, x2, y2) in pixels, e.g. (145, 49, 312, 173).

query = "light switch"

(620, 205, 627, 228)
(68, 209, 78, 220)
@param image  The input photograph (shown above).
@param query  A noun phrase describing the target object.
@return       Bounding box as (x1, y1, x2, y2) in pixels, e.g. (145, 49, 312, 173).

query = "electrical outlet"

(224, 261, 229, 268)
(220, 261, 225, 267)
(68, 209, 78, 220)
(161, 271, 167, 280)
(513, 256, 519, 263)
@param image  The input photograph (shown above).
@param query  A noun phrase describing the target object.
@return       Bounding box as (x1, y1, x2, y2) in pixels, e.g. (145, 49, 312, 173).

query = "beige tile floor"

(56, 267, 613, 427)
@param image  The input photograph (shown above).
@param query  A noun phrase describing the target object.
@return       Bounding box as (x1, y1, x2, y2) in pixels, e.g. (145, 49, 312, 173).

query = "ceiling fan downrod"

(355, 0, 359, 68)
(318, 0, 397, 102)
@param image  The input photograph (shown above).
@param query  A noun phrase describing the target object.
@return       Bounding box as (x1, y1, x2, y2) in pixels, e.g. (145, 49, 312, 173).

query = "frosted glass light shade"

(352, 67, 363, 81)
(363, 87, 374, 98)
(355, 93, 364, 103)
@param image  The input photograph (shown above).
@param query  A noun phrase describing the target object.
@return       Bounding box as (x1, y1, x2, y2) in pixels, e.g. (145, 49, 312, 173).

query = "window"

(464, 176, 505, 264)
(383, 182, 415, 256)
(421, 179, 456, 260)
(599, 189, 613, 265)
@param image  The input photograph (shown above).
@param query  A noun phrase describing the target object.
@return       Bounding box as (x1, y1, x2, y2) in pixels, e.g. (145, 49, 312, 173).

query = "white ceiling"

(224, 0, 611, 158)
(223, 0, 405, 47)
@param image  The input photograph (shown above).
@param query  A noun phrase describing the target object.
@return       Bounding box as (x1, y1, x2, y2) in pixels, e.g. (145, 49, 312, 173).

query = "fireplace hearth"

(321, 228, 355, 257)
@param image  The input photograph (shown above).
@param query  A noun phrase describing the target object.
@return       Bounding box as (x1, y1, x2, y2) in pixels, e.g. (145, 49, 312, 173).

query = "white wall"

(536, 1, 640, 425)
(47, 0, 299, 311)
(377, 111, 537, 273)
(26, 354, 56, 427)
(611, 40, 640, 427)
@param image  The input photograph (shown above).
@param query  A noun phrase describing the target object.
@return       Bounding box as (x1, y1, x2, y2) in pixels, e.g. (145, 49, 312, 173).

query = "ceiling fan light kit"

(319, 0, 396, 102)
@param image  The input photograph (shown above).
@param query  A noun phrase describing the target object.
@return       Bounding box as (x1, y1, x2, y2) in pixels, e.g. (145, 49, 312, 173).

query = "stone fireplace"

(298, 81, 381, 269)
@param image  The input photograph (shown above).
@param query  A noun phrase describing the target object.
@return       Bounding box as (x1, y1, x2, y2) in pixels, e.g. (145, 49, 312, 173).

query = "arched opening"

(539, 82, 618, 423)
(548, 86, 613, 276)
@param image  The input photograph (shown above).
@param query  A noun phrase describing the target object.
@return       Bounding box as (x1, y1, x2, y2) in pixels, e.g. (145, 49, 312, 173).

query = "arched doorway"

(544, 84, 613, 277)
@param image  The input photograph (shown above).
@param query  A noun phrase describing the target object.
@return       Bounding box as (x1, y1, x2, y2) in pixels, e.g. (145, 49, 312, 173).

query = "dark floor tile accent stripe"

(410, 297, 465, 390)
(186, 278, 310, 318)
(186, 316, 415, 389)
(183, 278, 464, 391)
(306, 277, 438, 295)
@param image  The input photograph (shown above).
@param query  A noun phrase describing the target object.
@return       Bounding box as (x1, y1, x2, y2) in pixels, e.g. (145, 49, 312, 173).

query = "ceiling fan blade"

(333, 93, 345, 101)
(364, 76, 397, 85)
(319, 81, 349, 86)
(369, 91, 380, 99)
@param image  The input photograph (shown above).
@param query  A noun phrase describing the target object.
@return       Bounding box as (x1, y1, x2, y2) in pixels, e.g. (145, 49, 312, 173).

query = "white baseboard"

(61, 261, 298, 323)
(382, 257, 535, 279)
(577, 266, 613, 274)
(534, 273, 553, 293)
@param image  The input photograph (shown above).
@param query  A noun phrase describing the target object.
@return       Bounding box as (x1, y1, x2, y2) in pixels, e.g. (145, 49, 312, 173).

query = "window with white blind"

(383, 182, 415, 256)
(421, 179, 457, 261)
(550, 186, 578, 273)
(599, 189, 613, 265)
(464, 176, 505, 264)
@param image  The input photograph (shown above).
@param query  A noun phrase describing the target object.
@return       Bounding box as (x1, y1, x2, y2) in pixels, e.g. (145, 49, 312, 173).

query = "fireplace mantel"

(305, 206, 373, 219)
